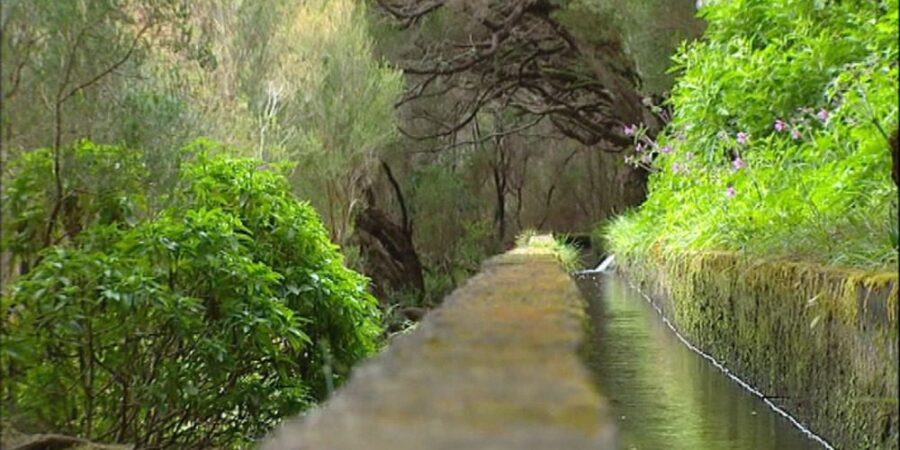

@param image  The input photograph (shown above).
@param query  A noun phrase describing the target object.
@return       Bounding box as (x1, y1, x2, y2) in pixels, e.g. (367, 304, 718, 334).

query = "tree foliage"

(575, 0, 705, 94)
(270, 0, 403, 242)
(374, 0, 659, 147)
(2, 142, 381, 448)
(2, 0, 402, 244)
(606, 0, 899, 268)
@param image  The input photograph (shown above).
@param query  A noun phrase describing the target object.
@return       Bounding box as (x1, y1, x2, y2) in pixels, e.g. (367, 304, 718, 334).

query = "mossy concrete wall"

(617, 250, 898, 449)
(262, 238, 616, 450)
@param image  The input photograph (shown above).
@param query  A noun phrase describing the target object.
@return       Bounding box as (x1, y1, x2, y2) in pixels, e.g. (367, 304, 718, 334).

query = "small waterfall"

(575, 254, 616, 275)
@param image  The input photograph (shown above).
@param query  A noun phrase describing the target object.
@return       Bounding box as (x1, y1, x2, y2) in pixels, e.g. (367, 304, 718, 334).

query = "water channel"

(575, 272, 825, 450)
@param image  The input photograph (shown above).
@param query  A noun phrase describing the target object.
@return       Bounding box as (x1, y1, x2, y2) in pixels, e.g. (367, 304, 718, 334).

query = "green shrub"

(607, 0, 898, 269)
(515, 228, 539, 248)
(552, 239, 582, 273)
(1, 141, 381, 448)
(2, 141, 161, 272)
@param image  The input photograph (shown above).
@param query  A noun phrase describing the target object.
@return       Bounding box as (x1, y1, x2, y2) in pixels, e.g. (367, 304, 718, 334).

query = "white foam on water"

(596, 255, 616, 272)
(574, 254, 616, 275)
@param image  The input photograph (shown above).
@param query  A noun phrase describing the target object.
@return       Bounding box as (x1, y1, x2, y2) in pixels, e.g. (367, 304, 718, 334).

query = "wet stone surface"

(261, 243, 616, 450)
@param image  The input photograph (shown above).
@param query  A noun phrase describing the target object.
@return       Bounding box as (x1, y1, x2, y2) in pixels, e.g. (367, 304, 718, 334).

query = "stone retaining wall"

(617, 250, 898, 450)
(262, 240, 615, 450)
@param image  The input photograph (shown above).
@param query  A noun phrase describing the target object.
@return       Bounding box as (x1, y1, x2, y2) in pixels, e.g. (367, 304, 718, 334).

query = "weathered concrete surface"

(262, 239, 615, 450)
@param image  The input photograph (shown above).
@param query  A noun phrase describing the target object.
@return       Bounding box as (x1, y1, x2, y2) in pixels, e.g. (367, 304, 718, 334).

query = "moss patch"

(261, 237, 616, 450)
(617, 251, 898, 450)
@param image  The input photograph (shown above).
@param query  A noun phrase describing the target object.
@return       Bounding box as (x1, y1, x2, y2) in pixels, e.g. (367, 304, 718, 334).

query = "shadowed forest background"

(1, 0, 896, 448)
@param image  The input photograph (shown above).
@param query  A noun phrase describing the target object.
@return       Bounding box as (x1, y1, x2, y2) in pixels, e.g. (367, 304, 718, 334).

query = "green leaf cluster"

(2, 140, 381, 448)
(606, 0, 899, 269)
(2, 140, 171, 269)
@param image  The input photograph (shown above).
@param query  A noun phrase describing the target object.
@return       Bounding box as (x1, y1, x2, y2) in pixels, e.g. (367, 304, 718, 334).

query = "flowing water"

(576, 273, 825, 450)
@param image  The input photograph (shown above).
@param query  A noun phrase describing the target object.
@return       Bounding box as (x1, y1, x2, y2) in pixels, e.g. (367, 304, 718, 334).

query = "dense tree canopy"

(375, 0, 657, 147)
(3, 0, 895, 448)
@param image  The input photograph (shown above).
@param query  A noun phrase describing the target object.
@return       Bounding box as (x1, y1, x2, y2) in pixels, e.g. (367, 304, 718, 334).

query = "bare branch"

(376, 0, 650, 148)
(375, 0, 446, 28)
(60, 22, 153, 104)
(413, 114, 546, 153)
(43, 19, 154, 248)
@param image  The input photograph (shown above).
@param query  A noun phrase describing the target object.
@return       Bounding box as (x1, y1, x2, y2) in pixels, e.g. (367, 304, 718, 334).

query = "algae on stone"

(616, 251, 898, 450)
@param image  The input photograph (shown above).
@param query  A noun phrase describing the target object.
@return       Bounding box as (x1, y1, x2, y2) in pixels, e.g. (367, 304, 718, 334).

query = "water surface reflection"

(577, 274, 822, 450)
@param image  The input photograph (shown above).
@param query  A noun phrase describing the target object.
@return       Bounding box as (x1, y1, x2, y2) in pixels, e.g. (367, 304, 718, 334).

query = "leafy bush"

(551, 238, 582, 273)
(1, 141, 381, 448)
(2, 141, 162, 271)
(606, 0, 898, 269)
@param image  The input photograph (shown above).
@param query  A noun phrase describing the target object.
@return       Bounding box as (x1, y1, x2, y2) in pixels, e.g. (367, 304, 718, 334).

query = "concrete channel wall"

(262, 237, 615, 450)
(617, 251, 898, 450)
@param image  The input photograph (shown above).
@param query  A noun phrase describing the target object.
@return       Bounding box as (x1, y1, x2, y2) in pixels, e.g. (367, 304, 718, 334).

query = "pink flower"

(726, 186, 736, 198)
(732, 157, 746, 171)
(791, 128, 802, 140)
(672, 162, 683, 174)
(736, 132, 749, 145)
(623, 124, 637, 136)
(636, 142, 645, 153)
(774, 119, 787, 132)
(660, 145, 673, 154)
(817, 108, 829, 122)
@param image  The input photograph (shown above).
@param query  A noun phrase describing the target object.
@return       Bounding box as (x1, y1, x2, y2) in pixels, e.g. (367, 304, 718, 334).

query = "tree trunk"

(354, 206, 425, 301)
(891, 127, 898, 188)
(492, 164, 507, 243)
